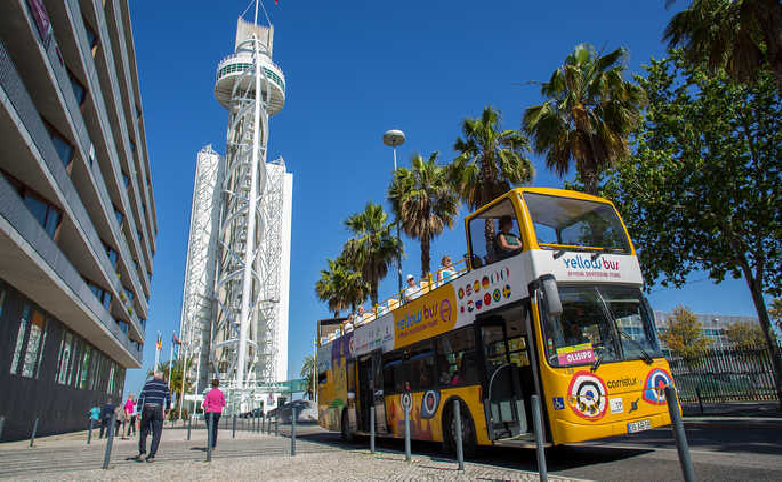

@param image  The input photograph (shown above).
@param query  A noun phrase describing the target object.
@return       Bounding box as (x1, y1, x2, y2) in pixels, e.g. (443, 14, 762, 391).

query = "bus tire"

(443, 398, 476, 459)
(340, 409, 353, 442)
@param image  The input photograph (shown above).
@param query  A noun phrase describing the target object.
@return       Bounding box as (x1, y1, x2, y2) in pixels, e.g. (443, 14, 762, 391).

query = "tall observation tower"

(179, 11, 291, 409)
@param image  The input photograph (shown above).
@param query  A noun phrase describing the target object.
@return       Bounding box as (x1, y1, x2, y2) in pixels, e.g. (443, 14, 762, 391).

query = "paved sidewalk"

(0, 428, 586, 481)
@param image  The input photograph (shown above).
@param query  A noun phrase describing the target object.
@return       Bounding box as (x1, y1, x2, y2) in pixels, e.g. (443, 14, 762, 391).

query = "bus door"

(477, 315, 528, 440)
(371, 349, 389, 434)
(357, 355, 373, 432)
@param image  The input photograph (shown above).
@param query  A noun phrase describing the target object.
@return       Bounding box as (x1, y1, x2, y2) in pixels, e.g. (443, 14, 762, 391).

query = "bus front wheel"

(444, 398, 476, 458)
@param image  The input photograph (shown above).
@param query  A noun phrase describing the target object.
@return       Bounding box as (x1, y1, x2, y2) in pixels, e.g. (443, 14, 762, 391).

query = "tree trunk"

(481, 153, 496, 260)
(371, 282, 379, 307)
(420, 236, 430, 279)
(743, 269, 782, 409)
(760, 0, 782, 94)
(581, 169, 599, 196)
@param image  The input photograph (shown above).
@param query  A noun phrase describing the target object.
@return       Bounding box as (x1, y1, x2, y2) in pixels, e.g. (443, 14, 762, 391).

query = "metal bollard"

(665, 386, 697, 482)
(29, 417, 39, 448)
(291, 407, 297, 456)
(187, 415, 192, 440)
(404, 407, 411, 462)
(370, 406, 375, 454)
(531, 395, 548, 482)
(87, 417, 92, 445)
(206, 413, 213, 463)
(233, 414, 237, 438)
(0, 416, 4, 442)
(102, 413, 115, 469)
(454, 400, 464, 470)
(696, 387, 704, 415)
(275, 417, 278, 437)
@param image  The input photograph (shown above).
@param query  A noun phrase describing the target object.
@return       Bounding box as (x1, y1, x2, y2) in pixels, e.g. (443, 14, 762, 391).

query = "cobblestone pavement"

(0, 427, 582, 481)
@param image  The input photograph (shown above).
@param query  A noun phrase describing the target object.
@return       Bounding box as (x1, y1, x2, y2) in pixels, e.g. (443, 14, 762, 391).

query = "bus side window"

(383, 355, 404, 394)
(318, 371, 327, 384)
(437, 328, 480, 387)
(408, 342, 436, 391)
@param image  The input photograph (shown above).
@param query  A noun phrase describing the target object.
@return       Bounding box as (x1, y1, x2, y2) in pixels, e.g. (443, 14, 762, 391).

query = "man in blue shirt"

(88, 405, 100, 430)
(135, 372, 171, 463)
(99, 398, 115, 439)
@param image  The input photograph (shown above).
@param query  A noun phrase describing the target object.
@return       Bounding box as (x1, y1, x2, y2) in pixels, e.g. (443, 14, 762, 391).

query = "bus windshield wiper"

(615, 328, 653, 364)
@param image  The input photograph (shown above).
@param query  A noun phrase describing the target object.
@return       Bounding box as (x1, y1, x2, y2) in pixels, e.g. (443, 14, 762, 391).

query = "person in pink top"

(203, 378, 226, 450)
(124, 393, 137, 438)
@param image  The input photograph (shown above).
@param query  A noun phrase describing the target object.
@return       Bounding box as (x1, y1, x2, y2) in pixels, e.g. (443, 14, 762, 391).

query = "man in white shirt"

(403, 274, 420, 303)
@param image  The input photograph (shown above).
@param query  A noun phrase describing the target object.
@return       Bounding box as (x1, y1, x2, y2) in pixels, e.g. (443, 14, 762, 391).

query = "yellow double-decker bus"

(316, 188, 673, 455)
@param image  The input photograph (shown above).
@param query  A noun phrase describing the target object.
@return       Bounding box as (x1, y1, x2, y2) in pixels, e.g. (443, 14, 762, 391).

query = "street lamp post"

(383, 129, 406, 294)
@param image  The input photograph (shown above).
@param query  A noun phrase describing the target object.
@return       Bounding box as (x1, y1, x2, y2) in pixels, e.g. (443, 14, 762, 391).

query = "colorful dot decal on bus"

(458, 288, 464, 299)
(475, 299, 483, 310)
(482, 276, 490, 289)
(493, 288, 501, 302)
(420, 390, 440, 419)
(460, 304, 465, 313)
(483, 293, 492, 306)
(642, 368, 672, 405)
(467, 300, 474, 312)
(473, 280, 480, 293)
(568, 371, 608, 421)
(466, 285, 472, 296)
(502, 284, 511, 298)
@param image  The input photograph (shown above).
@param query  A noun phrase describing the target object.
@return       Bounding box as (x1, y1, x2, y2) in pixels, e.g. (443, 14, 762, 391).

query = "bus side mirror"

(541, 275, 563, 316)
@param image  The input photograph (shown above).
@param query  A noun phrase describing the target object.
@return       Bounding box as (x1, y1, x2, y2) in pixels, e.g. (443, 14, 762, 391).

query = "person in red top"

(124, 393, 137, 438)
(203, 378, 226, 450)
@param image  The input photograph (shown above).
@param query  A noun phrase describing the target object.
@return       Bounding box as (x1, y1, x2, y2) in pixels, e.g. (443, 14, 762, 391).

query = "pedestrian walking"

(99, 398, 115, 439)
(114, 403, 126, 438)
(88, 405, 100, 430)
(134, 372, 171, 463)
(203, 378, 226, 451)
(125, 393, 137, 438)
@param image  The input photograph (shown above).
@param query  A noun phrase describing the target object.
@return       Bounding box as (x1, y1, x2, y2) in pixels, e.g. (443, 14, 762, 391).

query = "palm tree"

(451, 106, 533, 257)
(146, 358, 193, 411)
(315, 258, 351, 317)
(664, 0, 782, 93)
(300, 355, 316, 400)
(523, 43, 645, 195)
(343, 202, 402, 305)
(341, 264, 369, 312)
(389, 152, 459, 277)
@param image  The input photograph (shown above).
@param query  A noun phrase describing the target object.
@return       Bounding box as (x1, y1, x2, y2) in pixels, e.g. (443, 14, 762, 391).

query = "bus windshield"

(540, 285, 662, 367)
(523, 192, 631, 253)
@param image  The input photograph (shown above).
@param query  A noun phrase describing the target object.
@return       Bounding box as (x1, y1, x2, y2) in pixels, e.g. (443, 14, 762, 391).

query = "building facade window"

(56, 331, 73, 384)
(22, 192, 61, 239)
(82, 19, 98, 57)
(10, 305, 30, 375)
(79, 345, 90, 389)
(121, 172, 129, 188)
(84, 278, 112, 312)
(113, 205, 123, 226)
(22, 309, 48, 378)
(46, 125, 74, 168)
(102, 240, 118, 269)
(67, 69, 87, 106)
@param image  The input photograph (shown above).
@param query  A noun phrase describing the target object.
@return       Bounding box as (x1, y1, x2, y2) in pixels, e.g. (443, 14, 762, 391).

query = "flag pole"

(167, 333, 174, 392)
(180, 335, 187, 420)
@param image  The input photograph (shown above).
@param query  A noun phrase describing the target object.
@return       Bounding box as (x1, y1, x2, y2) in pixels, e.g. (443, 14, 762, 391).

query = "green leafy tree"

(603, 50, 782, 405)
(664, 0, 782, 93)
(662, 306, 712, 358)
(300, 354, 316, 400)
(389, 151, 459, 277)
(343, 203, 402, 305)
(451, 106, 533, 257)
(725, 321, 768, 350)
(523, 43, 645, 195)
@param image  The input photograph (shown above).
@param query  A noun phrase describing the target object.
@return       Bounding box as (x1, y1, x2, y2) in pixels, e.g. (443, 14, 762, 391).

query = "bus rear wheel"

(444, 399, 476, 458)
(340, 410, 353, 442)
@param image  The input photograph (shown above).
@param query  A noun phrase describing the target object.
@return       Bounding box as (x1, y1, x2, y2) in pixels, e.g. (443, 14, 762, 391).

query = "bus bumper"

(553, 411, 672, 444)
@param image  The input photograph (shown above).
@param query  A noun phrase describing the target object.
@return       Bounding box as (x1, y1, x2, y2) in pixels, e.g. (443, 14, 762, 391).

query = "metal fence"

(668, 345, 782, 403)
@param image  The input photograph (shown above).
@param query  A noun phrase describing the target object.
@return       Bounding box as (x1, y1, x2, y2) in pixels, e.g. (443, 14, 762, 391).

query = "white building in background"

(179, 18, 291, 400)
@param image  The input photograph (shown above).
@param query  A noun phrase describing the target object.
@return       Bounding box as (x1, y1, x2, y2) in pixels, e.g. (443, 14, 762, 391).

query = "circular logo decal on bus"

(401, 392, 413, 413)
(568, 371, 608, 421)
(482, 276, 490, 289)
(420, 390, 439, 419)
(503, 284, 511, 299)
(643, 368, 672, 405)
(473, 280, 480, 293)
(493, 288, 501, 302)
(484, 293, 492, 307)
(458, 288, 465, 299)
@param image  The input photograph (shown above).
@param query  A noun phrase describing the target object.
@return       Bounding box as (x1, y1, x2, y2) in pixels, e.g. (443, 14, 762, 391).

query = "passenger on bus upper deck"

(438, 255, 456, 285)
(403, 274, 420, 303)
(495, 216, 522, 260)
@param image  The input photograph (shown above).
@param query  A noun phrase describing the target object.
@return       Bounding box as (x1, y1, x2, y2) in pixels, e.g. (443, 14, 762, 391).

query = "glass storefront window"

(22, 309, 47, 378)
(56, 331, 73, 384)
(10, 305, 30, 375)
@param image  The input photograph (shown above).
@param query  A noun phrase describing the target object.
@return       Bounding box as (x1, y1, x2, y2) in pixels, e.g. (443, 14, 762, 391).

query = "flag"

(172, 332, 181, 345)
(155, 333, 162, 351)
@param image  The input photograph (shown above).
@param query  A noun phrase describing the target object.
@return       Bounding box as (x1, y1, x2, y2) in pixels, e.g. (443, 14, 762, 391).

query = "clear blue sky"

(123, 0, 770, 395)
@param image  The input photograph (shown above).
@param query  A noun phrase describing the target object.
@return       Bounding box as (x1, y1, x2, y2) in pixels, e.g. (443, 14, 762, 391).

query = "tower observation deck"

(177, 16, 291, 411)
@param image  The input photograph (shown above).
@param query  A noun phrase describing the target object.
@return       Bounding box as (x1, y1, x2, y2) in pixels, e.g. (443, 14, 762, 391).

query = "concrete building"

(0, 0, 155, 440)
(655, 311, 759, 353)
(178, 18, 291, 405)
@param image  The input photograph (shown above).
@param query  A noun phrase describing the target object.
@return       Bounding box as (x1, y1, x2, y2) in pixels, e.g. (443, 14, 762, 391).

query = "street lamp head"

(383, 129, 406, 147)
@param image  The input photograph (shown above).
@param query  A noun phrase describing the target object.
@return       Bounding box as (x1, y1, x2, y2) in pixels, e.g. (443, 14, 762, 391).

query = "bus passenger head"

(500, 216, 513, 232)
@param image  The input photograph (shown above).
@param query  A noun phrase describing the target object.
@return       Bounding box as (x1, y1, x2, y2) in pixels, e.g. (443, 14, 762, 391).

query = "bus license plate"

(627, 419, 652, 433)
